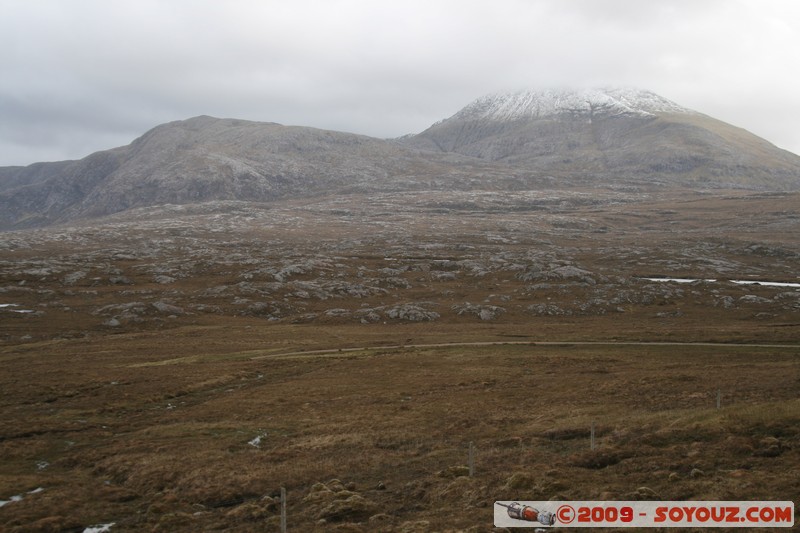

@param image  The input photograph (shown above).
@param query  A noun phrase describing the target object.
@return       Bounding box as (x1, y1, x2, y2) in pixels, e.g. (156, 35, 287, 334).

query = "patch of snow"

(0, 495, 23, 508)
(643, 278, 713, 284)
(643, 277, 800, 288)
(0, 487, 44, 508)
(732, 280, 800, 288)
(452, 87, 694, 122)
(249, 432, 267, 448)
(0, 303, 35, 313)
(83, 523, 115, 533)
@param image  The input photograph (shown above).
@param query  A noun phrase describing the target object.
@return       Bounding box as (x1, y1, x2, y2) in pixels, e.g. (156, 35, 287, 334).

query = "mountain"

(2, 88, 800, 230)
(402, 88, 800, 189)
(0, 116, 470, 229)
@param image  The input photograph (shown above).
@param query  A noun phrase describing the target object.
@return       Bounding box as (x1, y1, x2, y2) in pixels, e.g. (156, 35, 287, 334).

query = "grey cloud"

(1, 0, 799, 166)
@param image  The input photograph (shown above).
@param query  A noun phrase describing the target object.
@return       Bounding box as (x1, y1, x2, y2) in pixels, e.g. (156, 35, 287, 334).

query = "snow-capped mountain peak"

(452, 87, 695, 121)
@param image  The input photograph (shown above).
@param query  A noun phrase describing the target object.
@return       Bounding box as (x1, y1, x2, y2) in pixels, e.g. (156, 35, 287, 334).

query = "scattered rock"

(527, 303, 570, 316)
(152, 301, 184, 315)
(452, 303, 506, 320)
(63, 271, 87, 285)
(627, 486, 660, 500)
(386, 303, 440, 322)
(739, 295, 771, 304)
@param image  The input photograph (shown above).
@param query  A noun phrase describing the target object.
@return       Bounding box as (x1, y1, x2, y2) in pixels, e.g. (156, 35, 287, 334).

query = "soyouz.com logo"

(494, 501, 795, 528)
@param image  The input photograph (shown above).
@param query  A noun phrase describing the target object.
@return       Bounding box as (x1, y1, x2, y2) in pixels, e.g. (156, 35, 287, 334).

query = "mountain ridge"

(2, 88, 800, 230)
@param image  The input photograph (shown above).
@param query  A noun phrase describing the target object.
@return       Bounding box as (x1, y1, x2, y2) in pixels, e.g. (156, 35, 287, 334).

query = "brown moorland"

(1, 188, 799, 531)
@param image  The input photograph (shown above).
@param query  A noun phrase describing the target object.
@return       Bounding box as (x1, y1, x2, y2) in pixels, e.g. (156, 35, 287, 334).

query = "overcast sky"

(1, 0, 799, 166)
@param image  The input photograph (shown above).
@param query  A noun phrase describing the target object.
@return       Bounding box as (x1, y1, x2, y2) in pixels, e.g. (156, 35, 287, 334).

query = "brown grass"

(1, 338, 798, 532)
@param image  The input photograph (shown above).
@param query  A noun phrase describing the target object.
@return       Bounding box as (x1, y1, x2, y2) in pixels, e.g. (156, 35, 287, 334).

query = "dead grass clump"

(494, 436, 525, 448)
(498, 473, 567, 501)
(542, 427, 589, 440)
(427, 476, 484, 505)
(502, 472, 536, 491)
(373, 435, 419, 451)
(150, 512, 195, 532)
(301, 479, 377, 522)
(224, 499, 276, 523)
(568, 449, 625, 469)
(120, 460, 181, 494)
(718, 435, 756, 456)
(12, 515, 82, 533)
(626, 486, 661, 500)
(97, 484, 138, 503)
(397, 520, 431, 533)
(290, 432, 369, 451)
(179, 471, 264, 508)
(435, 465, 469, 479)
(634, 425, 719, 448)
(542, 425, 609, 441)
(317, 493, 377, 522)
(752, 436, 791, 458)
(724, 400, 800, 440)
(267, 454, 347, 488)
(1, 481, 115, 532)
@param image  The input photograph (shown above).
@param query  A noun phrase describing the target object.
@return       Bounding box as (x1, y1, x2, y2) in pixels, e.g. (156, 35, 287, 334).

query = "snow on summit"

(453, 88, 695, 121)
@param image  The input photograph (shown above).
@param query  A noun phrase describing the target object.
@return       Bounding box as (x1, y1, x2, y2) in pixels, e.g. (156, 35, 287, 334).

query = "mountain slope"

(402, 88, 800, 189)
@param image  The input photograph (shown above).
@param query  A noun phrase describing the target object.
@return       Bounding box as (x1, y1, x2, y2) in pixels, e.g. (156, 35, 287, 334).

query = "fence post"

(590, 421, 596, 451)
(468, 441, 475, 477)
(280, 487, 287, 533)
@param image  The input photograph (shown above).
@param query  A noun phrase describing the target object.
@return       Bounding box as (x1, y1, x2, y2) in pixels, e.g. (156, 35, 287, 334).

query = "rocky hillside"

(0, 116, 466, 229)
(402, 88, 800, 189)
(2, 88, 800, 230)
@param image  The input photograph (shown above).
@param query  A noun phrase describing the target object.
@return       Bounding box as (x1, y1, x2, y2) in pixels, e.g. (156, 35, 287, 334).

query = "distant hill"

(2, 88, 799, 230)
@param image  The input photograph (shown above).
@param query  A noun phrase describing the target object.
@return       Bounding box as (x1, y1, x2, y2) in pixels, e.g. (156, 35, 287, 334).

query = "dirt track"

(251, 340, 800, 359)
